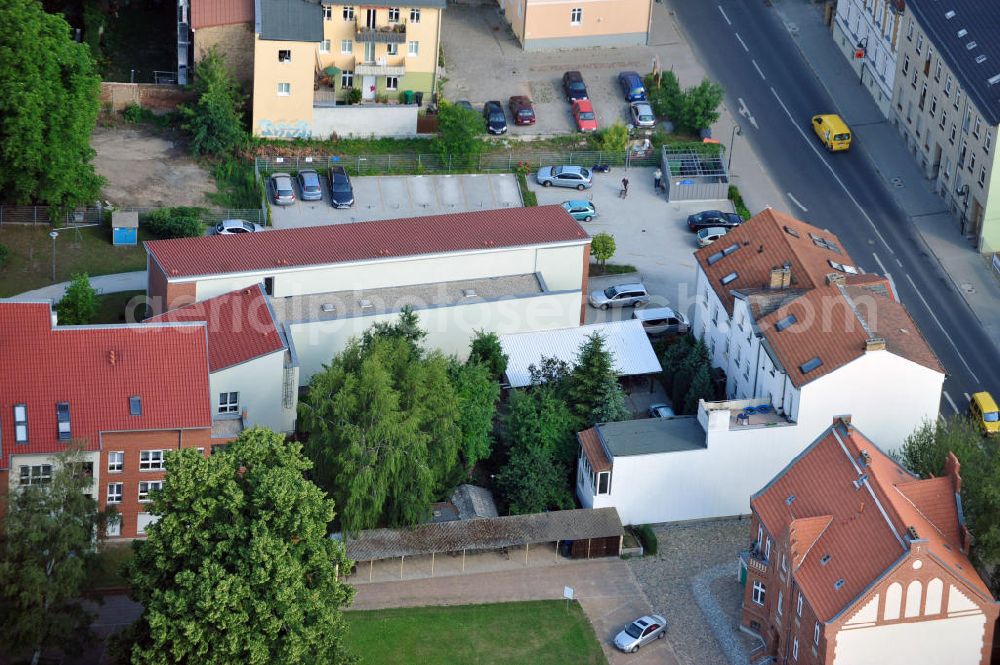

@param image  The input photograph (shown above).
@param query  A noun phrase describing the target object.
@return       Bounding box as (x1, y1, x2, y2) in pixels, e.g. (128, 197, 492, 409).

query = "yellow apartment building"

(497, 0, 651, 50)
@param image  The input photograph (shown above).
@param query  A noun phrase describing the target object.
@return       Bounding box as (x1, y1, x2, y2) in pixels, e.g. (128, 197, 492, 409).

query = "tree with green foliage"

(144, 206, 207, 239)
(113, 428, 355, 665)
(567, 333, 628, 427)
(432, 101, 486, 166)
(495, 443, 572, 515)
(591, 233, 616, 271)
(361, 305, 426, 352)
(0, 445, 111, 665)
(449, 359, 500, 475)
(0, 244, 9, 269)
(0, 0, 103, 210)
(683, 364, 714, 415)
(659, 336, 692, 387)
(645, 71, 683, 121)
(896, 417, 1000, 591)
(468, 330, 508, 381)
(591, 377, 631, 424)
(178, 50, 247, 156)
(55, 273, 99, 325)
(597, 123, 629, 152)
(677, 79, 725, 134)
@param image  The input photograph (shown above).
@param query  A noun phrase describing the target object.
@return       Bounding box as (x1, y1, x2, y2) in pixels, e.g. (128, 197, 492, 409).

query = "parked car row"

(267, 169, 355, 209)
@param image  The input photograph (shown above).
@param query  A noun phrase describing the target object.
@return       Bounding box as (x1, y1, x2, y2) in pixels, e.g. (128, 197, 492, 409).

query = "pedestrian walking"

(620, 176, 630, 198)
(653, 168, 663, 192)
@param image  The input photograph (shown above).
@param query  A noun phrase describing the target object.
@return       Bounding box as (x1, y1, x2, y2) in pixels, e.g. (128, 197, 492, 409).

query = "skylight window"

(707, 251, 724, 265)
(989, 74, 1000, 86)
(957, 29, 967, 37)
(966, 41, 977, 51)
(820, 554, 832, 565)
(129, 396, 142, 417)
(785, 495, 796, 506)
(784, 225, 800, 238)
(945, 10, 955, 19)
(775, 314, 798, 332)
(828, 260, 859, 274)
(799, 357, 823, 374)
(721, 272, 738, 285)
(722, 242, 741, 256)
(56, 402, 71, 441)
(810, 234, 842, 254)
(834, 579, 845, 590)
(975, 55, 987, 65)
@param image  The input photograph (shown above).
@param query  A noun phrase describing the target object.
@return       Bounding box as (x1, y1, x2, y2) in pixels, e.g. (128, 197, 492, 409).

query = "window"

(757, 524, 763, 548)
(814, 622, 821, 645)
(940, 109, 947, 130)
(986, 130, 993, 154)
(597, 471, 610, 494)
(409, 7, 420, 22)
(319, 39, 331, 53)
(906, 18, 913, 41)
(751, 581, 766, 605)
(934, 60, 941, 81)
(136, 513, 158, 535)
(341, 70, 354, 88)
(218, 392, 239, 414)
(388, 7, 399, 22)
(323, 5, 332, 20)
(19, 464, 52, 485)
(777, 590, 784, 615)
(139, 450, 165, 471)
(14, 404, 27, 443)
(386, 76, 399, 90)
(570, 7, 582, 23)
(973, 117, 982, 139)
(950, 123, 957, 144)
(959, 140, 968, 168)
(792, 637, 799, 660)
(386, 42, 398, 55)
(929, 95, 937, 118)
(106, 517, 121, 537)
(963, 108, 972, 133)
(954, 89, 961, 110)
(55, 402, 71, 440)
(944, 74, 952, 96)
(138, 481, 163, 502)
(915, 34, 923, 55)
(980, 166, 987, 187)
(407, 40, 419, 56)
(765, 537, 772, 560)
(797, 592, 803, 616)
(277, 82, 290, 96)
(341, 39, 353, 54)
(901, 55, 909, 75)
(278, 49, 291, 63)
(781, 553, 788, 572)
(968, 151, 976, 173)
(107, 483, 123, 504)
(342, 6, 354, 20)
(108, 451, 124, 473)
(129, 395, 142, 416)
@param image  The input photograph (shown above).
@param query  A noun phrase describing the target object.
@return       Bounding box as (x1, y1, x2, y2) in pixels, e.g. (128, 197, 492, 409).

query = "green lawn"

(0, 225, 148, 298)
(93, 290, 147, 324)
(346, 601, 608, 665)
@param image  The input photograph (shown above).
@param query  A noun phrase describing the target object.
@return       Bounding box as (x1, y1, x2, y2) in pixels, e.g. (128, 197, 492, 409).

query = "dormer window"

(14, 404, 27, 443)
(56, 402, 71, 441)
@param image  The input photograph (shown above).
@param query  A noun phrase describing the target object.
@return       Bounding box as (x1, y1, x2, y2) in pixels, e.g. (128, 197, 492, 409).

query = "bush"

(728, 185, 751, 220)
(177, 50, 246, 156)
(645, 71, 683, 121)
(144, 207, 207, 239)
(123, 103, 144, 124)
(347, 87, 362, 105)
(0, 244, 9, 270)
(596, 123, 629, 153)
(516, 172, 537, 207)
(634, 524, 658, 556)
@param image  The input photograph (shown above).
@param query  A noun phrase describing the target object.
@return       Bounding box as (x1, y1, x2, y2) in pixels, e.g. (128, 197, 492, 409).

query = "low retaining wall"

(100, 83, 196, 113)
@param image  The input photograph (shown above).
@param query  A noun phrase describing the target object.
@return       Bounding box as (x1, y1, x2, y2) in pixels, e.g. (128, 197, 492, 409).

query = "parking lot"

(268, 173, 522, 228)
(441, 6, 655, 135)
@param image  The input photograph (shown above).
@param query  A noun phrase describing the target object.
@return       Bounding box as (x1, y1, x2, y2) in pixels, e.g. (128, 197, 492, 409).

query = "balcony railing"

(741, 546, 770, 575)
(355, 20, 406, 43)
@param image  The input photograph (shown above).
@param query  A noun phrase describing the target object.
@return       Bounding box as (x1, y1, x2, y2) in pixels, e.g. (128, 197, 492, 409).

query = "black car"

(328, 166, 354, 208)
(562, 71, 588, 102)
(483, 100, 507, 135)
(687, 210, 744, 232)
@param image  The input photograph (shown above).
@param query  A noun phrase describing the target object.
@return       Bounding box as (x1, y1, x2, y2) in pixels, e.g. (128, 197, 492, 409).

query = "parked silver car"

(536, 165, 593, 190)
(214, 219, 263, 235)
(268, 173, 296, 206)
(696, 226, 728, 247)
(296, 169, 323, 201)
(648, 403, 676, 418)
(588, 283, 649, 310)
(614, 614, 667, 653)
(632, 307, 689, 335)
(630, 101, 656, 129)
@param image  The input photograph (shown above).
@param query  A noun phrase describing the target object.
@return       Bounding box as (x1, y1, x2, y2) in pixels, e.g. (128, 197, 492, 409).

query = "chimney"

(826, 273, 845, 285)
(769, 265, 791, 289)
(865, 337, 886, 352)
(107, 350, 117, 366)
(858, 449, 871, 467)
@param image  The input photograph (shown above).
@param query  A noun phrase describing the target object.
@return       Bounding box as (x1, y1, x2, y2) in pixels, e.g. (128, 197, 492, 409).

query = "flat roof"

(269, 274, 543, 323)
(597, 416, 706, 457)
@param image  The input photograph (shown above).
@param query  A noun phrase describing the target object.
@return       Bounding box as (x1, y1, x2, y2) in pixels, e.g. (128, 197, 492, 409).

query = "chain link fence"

(0, 205, 265, 227)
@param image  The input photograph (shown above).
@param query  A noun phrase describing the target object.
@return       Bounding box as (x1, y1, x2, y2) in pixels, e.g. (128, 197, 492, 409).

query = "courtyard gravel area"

(628, 518, 760, 665)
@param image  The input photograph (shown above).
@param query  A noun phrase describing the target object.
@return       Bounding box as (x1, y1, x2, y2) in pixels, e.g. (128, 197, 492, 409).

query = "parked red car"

(509, 96, 536, 125)
(572, 99, 598, 132)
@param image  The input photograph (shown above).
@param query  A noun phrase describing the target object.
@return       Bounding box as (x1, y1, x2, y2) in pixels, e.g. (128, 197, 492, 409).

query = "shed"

(112, 211, 139, 246)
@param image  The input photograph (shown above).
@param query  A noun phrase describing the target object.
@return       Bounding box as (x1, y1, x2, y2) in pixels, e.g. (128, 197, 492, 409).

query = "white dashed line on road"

(718, 5, 732, 25)
(736, 33, 749, 52)
(943, 390, 959, 415)
(787, 192, 807, 211)
(871, 252, 898, 301)
(904, 272, 980, 384)
(753, 60, 766, 81)
(964, 392, 971, 402)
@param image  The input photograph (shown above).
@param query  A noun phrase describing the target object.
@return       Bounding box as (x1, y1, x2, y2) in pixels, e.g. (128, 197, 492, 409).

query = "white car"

(614, 614, 667, 653)
(214, 219, 263, 235)
(696, 226, 728, 247)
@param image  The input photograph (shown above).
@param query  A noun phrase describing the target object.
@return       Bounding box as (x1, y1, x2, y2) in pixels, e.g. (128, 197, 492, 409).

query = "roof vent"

(107, 350, 118, 366)
(966, 41, 977, 51)
(462, 289, 477, 298)
(785, 494, 796, 506)
(957, 28, 967, 37)
(975, 55, 987, 64)
(359, 299, 373, 310)
(906, 525, 920, 540)
(320, 303, 335, 313)
(834, 579, 845, 590)
(820, 554, 832, 565)
(852, 473, 869, 490)
(858, 450, 871, 467)
(865, 337, 886, 352)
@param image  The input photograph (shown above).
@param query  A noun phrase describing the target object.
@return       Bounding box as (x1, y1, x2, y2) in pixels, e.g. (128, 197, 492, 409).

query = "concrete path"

(4, 271, 147, 303)
(353, 559, 681, 665)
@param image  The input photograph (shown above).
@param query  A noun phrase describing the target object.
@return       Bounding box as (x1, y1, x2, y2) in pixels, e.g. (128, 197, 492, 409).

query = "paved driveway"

(269, 173, 522, 228)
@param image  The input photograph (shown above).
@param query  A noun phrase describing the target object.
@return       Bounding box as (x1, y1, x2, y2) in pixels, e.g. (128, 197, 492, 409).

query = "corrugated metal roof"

(191, 0, 254, 29)
(342, 507, 623, 561)
(499, 319, 662, 388)
(146, 206, 589, 280)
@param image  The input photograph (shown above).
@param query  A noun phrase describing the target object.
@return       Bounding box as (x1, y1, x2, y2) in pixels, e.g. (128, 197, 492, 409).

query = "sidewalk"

(770, 0, 1000, 351)
(3, 271, 147, 303)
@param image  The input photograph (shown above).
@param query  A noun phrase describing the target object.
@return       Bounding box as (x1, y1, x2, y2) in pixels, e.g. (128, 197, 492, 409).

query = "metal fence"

(255, 148, 662, 177)
(0, 205, 265, 227)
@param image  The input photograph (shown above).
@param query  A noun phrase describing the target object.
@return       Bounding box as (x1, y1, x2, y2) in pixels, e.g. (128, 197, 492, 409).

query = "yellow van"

(969, 391, 1000, 435)
(811, 114, 852, 152)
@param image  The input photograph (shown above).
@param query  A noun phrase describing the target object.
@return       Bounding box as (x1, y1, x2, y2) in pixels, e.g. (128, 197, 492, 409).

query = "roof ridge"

(835, 282, 877, 341)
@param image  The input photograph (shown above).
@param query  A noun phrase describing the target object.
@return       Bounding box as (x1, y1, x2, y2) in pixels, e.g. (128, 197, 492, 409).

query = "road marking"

(787, 192, 807, 211)
(737, 97, 759, 129)
(871, 252, 899, 301)
(895, 259, 903, 268)
(904, 272, 980, 383)
(943, 390, 959, 415)
(736, 33, 749, 52)
(753, 60, 767, 81)
(718, 4, 732, 25)
(768, 86, 892, 251)
(964, 392, 971, 402)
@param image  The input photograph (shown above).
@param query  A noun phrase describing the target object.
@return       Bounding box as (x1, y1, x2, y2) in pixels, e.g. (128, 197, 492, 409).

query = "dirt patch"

(91, 125, 215, 207)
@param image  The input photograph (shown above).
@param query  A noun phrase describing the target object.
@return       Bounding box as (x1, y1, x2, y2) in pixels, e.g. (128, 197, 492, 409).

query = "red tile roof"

(695, 208, 857, 315)
(0, 303, 211, 466)
(752, 421, 991, 622)
(755, 279, 943, 387)
(145, 206, 590, 280)
(191, 0, 254, 29)
(147, 284, 285, 372)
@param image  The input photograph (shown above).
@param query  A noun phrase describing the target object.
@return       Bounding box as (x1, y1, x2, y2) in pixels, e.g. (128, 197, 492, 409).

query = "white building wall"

(311, 104, 418, 139)
(832, 0, 898, 118)
(7, 451, 101, 497)
(289, 290, 582, 385)
(691, 266, 731, 368)
(834, 610, 985, 665)
(209, 350, 292, 433)
(726, 298, 761, 399)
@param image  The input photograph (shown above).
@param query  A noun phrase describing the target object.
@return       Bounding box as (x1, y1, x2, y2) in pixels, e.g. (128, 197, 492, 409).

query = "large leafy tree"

(0, 445, 109, 665)
(113, 428, 355, 665)
(567, 333, 630, 427)
(178, 49, 246, 156)
(0, 0, 103, 209)
(432, 101, 486, 166)
(449, 359, 501, 475)
(468, 330, 508, 381)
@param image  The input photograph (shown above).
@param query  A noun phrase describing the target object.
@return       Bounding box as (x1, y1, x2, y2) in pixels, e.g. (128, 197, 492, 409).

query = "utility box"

(112, 211, 138, 245)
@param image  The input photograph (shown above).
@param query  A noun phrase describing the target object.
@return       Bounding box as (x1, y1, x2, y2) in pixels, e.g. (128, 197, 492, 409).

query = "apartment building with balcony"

(889, 0, 1000, 252)
(250, 0, 442, 139)
(740, 418, 998, 665)
(831, 0, 905, 117)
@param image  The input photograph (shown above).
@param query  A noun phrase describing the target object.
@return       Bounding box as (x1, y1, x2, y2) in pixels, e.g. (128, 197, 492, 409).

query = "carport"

(660, 145, 730, 202)
(342, 507, 624, 582)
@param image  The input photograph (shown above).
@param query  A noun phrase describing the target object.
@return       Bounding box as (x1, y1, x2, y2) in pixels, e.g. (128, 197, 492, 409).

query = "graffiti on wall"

(258, 120, 312, 139)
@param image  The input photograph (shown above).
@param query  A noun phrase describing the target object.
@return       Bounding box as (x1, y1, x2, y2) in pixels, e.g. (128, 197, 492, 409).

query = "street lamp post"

(49, 230, 59, 282)
(727, 124, 742, 172)
(857, 38, 869, 86)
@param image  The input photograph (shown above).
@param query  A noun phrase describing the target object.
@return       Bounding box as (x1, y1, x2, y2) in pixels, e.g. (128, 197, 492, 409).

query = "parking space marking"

(943, 390, 959, 415)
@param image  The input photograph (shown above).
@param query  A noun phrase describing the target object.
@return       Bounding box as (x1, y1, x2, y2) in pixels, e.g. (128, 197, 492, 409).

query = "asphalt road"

(670, 0, 1000, 418)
